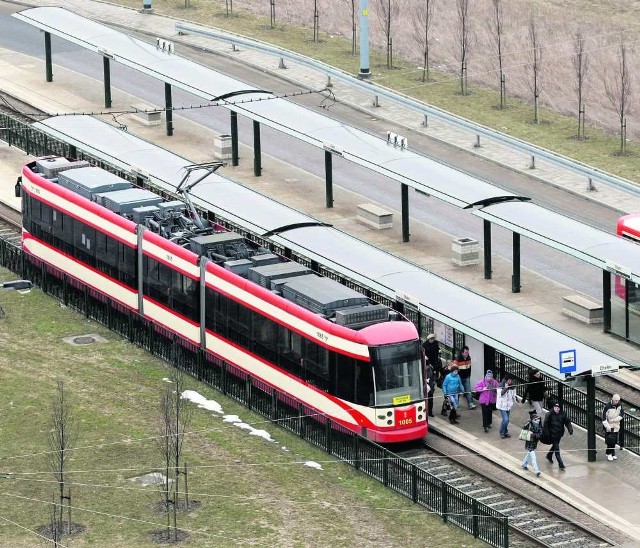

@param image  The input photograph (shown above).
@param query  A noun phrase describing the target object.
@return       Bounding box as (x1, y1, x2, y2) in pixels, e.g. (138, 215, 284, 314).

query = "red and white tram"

(615, 214, 640, 299)
(19, 157, 427, 442)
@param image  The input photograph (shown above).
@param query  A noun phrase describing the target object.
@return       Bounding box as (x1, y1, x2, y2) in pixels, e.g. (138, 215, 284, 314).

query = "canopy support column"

(253, 120, 262, 177)
(512, 232, 521, 293)
(603, 270, 611, 332)
(401, 183, 409, 243)
(230, 111, 239, 166)
(483, 220, 492, 280)
(587, 375, 597, 462)
(44, 32, 53, 82)
(165, 83, 173, 136)
(103, 57, 112, 108)
(325, 150, 334, 208)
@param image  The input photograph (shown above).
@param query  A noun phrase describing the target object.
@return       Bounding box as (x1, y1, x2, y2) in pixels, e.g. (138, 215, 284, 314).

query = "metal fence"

(0, 248, 509, 547)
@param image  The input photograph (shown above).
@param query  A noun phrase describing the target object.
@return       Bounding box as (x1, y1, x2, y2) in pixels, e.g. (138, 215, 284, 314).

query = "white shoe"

(607, 455, 614, 461)
(612, 455, 618, 460)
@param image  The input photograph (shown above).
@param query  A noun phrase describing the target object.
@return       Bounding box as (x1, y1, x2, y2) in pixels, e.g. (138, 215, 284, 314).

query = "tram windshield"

(370, 341, 422, 406)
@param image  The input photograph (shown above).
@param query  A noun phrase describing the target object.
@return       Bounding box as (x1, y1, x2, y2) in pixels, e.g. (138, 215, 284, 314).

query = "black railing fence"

(0, 249, 509, 547)
(2, 113, 637, 544)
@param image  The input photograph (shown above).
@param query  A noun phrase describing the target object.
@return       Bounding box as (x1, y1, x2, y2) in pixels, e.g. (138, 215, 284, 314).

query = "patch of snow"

(181, 390, 224, 414)
(304, 461, 323, 470)
(130, 472, 170, 485)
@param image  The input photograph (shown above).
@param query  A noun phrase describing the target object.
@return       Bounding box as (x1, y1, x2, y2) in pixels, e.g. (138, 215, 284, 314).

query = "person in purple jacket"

(474, 370, 500, 432)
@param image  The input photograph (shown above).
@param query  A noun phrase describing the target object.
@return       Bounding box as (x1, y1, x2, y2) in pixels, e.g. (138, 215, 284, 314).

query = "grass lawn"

(0, 269, 487, 547)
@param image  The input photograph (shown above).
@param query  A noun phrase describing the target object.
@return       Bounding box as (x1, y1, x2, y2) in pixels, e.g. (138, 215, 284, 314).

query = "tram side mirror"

(15, 176, 22, 198)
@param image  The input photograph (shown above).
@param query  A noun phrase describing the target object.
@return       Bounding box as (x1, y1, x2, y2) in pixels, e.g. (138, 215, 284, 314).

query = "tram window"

(334, 354, 356, 402)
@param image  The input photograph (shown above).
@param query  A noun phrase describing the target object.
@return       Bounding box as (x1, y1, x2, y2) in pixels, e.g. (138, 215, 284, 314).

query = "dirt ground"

(234, 0, 640, 141)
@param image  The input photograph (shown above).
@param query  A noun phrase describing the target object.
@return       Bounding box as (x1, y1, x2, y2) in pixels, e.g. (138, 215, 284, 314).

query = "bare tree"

(47, 380, 78, 535)
(270, 0, 276, 29)
(455, 0, 473, 95)
(313, 0, 320, 42)
(488, 0, 506, 108)
(225, 0, 233, 17)
(527, 13, 543, 124)
(412, 0, 435, 83)
(350, 0, 357, 55)
(605, 37, 632, 155)
(157, 367, 193, 541)
(376, 0, 400, 69)
(158, 388, 175, 541)
(572, 31, 589, 140)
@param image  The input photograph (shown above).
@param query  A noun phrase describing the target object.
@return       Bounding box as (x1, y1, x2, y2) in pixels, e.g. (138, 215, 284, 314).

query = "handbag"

(539, 429, 551, 445)
(518, 428, 533, 441)
(441, 396, 452, 416)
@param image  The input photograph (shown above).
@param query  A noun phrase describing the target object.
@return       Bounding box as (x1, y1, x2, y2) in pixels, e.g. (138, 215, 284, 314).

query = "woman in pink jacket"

(474, 370, 500, 432)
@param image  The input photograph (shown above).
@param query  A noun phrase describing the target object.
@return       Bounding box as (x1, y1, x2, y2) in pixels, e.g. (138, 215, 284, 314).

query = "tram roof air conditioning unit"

(36, 157, 91, 179)
(248, 262, 311, 288)
(335, 304, 389, 327)
(96, 188, 163, 214)
(281, 276, 368, 316)
(250, 253, 280, 267)
(58, 167, 132, 201)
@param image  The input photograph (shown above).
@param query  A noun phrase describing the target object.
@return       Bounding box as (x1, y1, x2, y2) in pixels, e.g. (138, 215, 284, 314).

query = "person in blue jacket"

(442, 365, 465, 424)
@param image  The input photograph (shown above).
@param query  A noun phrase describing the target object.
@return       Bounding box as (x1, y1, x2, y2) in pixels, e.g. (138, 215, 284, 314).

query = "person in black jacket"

(543, 402, 573, 469)
(522, 369, 546, 417)
(422, 355, 436, 418)
(422, 334, 442, 387)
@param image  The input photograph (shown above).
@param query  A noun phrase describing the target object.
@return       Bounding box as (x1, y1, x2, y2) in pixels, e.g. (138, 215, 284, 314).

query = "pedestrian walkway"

(430, 398, 640, 542)
(2, 1, 640, 541)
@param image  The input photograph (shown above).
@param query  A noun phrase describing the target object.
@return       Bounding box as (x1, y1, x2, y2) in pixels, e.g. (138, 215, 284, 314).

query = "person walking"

(602, 394, 624, 461)
(474, 370, 500, 432)
(453, 345, 477, 410)
(521, 410, 543, 477)
(496, 375, 519, 438)
(422, 354, 437, 418)
(422, 333, 443, 387)
(522, 369, 546, 417)
(442, 366, 465, 424)
(543, 402, 573, 469)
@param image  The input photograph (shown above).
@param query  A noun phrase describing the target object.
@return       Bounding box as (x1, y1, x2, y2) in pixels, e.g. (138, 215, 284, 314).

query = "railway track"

(396, 435, 627, 547)
(0, 203, 21, 247)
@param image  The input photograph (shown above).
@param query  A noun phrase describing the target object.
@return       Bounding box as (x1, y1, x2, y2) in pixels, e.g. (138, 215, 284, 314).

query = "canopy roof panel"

(14, 7, 525, 209)
(33, 114, 627, 377)
(474, 202, 640, 283)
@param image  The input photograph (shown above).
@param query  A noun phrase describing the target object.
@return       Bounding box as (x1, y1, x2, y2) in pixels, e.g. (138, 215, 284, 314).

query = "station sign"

(395, 290, 420, 308)
(559, 349, 577, 374)
(592, 363, 620, 377)
(605, 259, 632, 280)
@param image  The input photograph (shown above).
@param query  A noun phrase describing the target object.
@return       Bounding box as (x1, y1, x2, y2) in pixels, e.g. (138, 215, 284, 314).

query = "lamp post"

(359, 0, 371, 78)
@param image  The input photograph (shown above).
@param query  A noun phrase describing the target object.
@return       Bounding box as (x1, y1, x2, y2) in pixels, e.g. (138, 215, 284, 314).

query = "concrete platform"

(429, 400, 640, 542)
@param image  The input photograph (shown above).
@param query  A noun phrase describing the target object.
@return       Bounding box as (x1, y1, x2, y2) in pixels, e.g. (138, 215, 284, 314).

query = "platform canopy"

(14, 6, 527, 210)
(33, 115, 634, 379)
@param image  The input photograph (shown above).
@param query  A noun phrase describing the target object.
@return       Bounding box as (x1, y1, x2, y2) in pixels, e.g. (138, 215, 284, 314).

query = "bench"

(130, 103, 162, 126)
(562, 294, 603, 324)
(356, 203, 393, 229)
